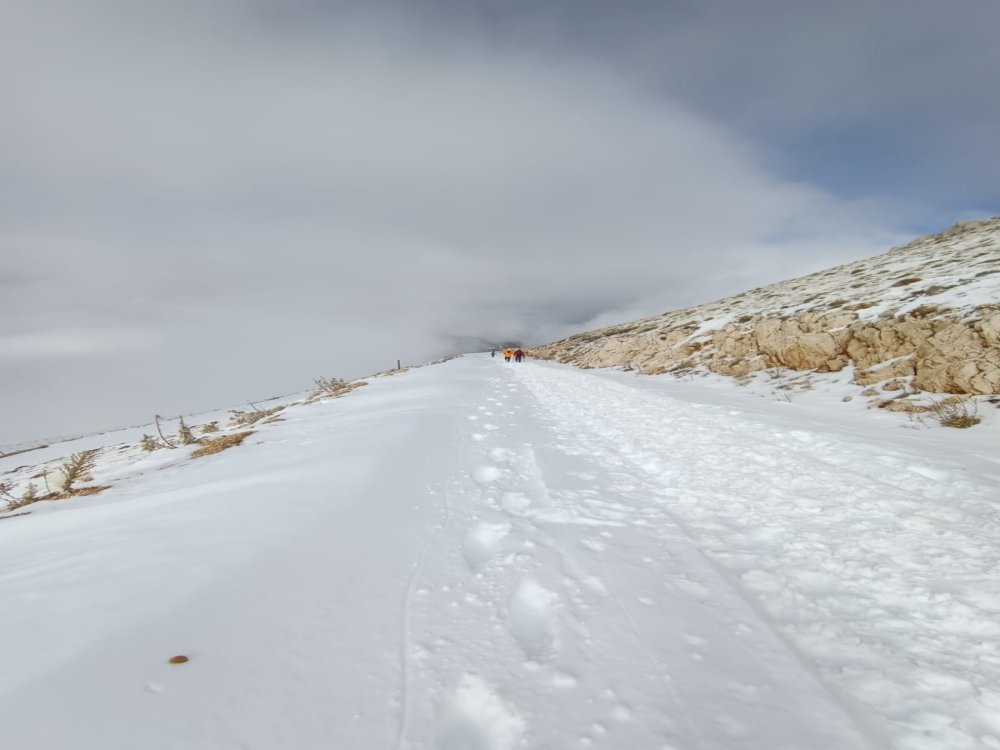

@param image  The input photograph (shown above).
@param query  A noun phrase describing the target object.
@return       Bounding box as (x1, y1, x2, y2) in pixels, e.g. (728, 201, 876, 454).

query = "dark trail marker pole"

(397, 359, 401, 370)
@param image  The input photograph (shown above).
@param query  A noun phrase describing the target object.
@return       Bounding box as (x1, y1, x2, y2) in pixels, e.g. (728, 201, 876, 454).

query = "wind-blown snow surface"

(1, 356, 999, 749)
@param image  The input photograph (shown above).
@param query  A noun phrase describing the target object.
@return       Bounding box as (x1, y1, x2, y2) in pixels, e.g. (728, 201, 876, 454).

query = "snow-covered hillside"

(2, 356, 999, 749)
(530, 217, 1000, 409)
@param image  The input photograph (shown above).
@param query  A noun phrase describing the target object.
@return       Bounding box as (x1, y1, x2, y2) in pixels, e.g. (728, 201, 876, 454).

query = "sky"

(2, 0, 999, 444)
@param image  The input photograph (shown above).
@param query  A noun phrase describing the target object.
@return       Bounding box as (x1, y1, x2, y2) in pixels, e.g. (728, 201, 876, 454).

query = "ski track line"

(595, 549, 710, 750)
(394, 446, 457, 750)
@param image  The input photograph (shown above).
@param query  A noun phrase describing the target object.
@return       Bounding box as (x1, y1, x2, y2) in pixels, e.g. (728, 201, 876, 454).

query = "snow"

(1, 354, 999, 749)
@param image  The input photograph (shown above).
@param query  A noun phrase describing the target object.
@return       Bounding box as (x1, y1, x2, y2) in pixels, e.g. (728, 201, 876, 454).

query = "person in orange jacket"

(503, 349, 513, 362)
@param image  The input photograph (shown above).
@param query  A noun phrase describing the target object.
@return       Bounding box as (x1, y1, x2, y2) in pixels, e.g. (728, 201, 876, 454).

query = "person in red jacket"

(514, 349, 525, 362)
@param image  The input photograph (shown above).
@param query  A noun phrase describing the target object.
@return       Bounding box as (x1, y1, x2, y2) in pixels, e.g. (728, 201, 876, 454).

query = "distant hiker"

(503, 348, 513, 362)
(491, 349, 496, 358)
(514, 349, 525, 362)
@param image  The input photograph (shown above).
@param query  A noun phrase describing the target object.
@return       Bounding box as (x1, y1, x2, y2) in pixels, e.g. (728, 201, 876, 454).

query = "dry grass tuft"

(200, 421, 220, 434)
(191, 431, 254, 458)
(61, 485, 111, 498)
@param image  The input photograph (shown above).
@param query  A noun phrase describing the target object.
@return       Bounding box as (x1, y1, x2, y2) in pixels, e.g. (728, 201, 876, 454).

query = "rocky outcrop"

(529, 218, 1000, 398)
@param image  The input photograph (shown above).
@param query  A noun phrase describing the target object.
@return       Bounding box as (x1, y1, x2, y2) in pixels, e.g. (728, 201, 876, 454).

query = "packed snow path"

(1, 356, 998, 749)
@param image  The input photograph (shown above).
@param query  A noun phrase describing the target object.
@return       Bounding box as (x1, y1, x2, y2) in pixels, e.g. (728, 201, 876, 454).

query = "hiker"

(514, 349, 525, 362)
(503, 348, 513, 362)
(490, 349, 496, 358)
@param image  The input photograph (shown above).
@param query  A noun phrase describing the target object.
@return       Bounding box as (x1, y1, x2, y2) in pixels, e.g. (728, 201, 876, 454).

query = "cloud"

(0, 0, 988, 442)
(0, 329, 151, 359)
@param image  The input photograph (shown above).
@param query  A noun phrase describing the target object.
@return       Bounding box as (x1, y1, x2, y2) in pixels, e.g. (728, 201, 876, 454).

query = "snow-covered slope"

(529, 217, 1000, 410)
(2, 356, 999, 749)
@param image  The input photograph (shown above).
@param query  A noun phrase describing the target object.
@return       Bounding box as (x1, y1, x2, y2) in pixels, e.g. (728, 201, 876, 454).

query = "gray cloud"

(1, 0, 994, 443)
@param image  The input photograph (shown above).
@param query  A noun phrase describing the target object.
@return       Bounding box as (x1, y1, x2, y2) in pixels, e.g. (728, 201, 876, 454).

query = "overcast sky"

(2, 0, 999, 444)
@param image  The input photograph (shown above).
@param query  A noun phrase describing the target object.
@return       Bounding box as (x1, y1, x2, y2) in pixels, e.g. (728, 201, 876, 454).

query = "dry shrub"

(154, 414, 178, 448)
(229, 406, 283, 428)
(9, 482, 39, 510)
(8, 479, 110, 508)
(314, 376, 348, 394)
(200, 421, 220, 434)
(928, 398, 981, 428)
(305, 378, 368, 404)
(57, 449, 101, 493)
(191, 431, 254, 458)
(140, 434, 159, 452)
(890, 396, 983, 428)
(177, 418, 201, 446)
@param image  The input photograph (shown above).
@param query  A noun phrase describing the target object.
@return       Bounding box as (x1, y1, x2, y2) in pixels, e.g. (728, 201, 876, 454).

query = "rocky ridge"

(529, 217, 1000, 408)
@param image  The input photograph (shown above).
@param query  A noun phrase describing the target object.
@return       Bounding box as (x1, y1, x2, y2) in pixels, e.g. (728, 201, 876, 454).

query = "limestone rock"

(529, 218, 1000, 399)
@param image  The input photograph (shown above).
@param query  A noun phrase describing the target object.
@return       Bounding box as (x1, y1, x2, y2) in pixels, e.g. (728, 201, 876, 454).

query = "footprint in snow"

(488, 447, 512, 463)
(436, 674, 526, 750)
(509, 579, 560, 661)
(499, 491, 532, 514)
(461, 522, 511, 571)
(581, 576, 608, 597)
(472, 466, 502, 484)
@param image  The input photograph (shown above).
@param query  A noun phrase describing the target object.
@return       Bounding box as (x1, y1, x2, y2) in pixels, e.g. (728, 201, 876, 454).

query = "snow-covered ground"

(1, 355, 998, 750)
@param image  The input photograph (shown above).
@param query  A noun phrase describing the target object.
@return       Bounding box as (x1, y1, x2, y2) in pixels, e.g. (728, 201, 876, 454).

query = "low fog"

(2, 0, 998, 443)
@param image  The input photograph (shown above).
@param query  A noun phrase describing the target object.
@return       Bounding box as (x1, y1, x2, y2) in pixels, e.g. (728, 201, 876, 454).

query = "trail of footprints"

(434, 381, 649, 749)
